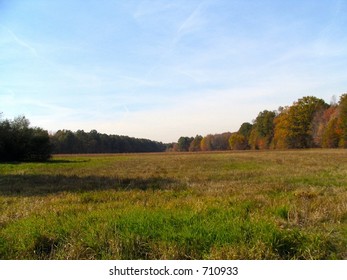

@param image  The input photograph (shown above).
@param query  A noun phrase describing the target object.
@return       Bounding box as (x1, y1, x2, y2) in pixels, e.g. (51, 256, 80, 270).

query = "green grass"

(0, 150, 346, 259)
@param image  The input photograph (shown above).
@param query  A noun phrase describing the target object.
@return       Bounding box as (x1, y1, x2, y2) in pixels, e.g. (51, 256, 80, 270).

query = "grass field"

(0, 150, 346, 259)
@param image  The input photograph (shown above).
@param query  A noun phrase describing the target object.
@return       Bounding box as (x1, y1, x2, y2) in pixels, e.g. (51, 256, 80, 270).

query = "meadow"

(0, 150, 346, 259)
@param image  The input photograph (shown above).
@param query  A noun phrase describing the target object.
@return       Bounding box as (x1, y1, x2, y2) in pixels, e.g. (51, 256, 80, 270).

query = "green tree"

(0, 115, 51, 162)
(189, 135, 203, 152)
(249, 110, 275, 149)
(26, 128, 52, 161)
(286, 96, 327, 148)
(0, 118, 11, 160)
(177, 136, 194, 152)
(238, 122, 253, 138)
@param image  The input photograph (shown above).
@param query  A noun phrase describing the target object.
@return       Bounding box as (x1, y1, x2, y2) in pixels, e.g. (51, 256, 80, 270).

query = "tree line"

(50, 129, 166, 154)
(0, 114, 166, 162)
(172, 94, 347, 151)
(2, 93, 347, 161)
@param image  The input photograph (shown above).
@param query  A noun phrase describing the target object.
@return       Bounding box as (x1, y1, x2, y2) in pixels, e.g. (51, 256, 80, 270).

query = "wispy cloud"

(1, 24, 39, 58)
(176, 1, 208, 38)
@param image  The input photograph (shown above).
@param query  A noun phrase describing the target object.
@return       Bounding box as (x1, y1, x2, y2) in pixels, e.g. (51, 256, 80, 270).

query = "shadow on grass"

(0, 159, 89, 165)
(0, 174, 180, 197)
(46, 159, 90, 164)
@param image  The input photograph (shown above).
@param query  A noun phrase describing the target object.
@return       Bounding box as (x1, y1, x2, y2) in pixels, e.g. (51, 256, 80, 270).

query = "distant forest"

(1, 93, 347, 161)
(50, 129, 166, 154)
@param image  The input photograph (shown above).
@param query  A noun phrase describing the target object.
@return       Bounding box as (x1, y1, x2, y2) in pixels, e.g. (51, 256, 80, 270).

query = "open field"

(0, 150, 346, 259)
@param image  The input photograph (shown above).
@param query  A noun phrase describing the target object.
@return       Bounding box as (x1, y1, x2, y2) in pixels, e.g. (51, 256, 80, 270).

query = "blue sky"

(1, 0, 347, 142)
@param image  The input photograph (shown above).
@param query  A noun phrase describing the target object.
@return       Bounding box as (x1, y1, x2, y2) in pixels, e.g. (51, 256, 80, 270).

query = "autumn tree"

(227, 123, 252, 150)
(189, 135, 203, 152)
(311, 106, 332, 147)
(338, 93, 347, 147)
(322, 117, 341, 148)
(229, 133, 248, 150)
(200, 134, 213, 151)
(211, 132, 231, 150)
(272, 107, 291, 149)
